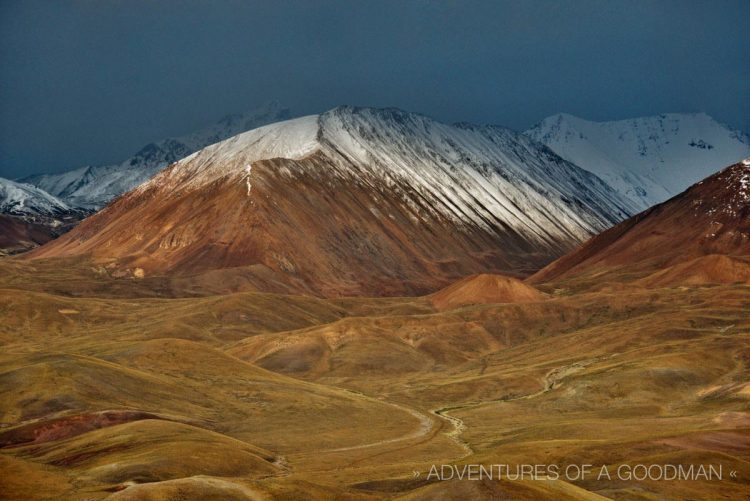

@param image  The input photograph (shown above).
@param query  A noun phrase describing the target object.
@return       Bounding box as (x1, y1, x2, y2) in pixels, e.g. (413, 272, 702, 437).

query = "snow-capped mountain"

(525, 112, 750, 210)
(0, 177, 86, 255)
(0, 177, 72, 217)
(159, 107, 636, 239)
(32, 106, 635, 296)
(22, 102, 293, 209)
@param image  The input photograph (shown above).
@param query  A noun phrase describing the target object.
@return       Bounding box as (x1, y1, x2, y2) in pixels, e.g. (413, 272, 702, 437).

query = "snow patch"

(244, 164, 253, 196)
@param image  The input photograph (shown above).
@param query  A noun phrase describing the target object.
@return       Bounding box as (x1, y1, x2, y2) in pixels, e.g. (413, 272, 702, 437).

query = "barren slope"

(531, 158, 750, 285)
(430, 273, 546, 310)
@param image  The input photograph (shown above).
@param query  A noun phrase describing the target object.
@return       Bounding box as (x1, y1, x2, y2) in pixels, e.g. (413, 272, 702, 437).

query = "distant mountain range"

(1, 102, 291, 254)
(19, 108, 750, 215)
(21, 102, 292, 209)
(0, 177, 71, 217)
(526, 112, 750, 210)
(9, 106, 750, 278)
(29, 106, 635, 295)
(0, 177, 85, 255)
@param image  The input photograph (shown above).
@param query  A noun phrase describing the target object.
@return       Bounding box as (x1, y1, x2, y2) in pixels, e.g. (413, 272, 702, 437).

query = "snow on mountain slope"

(33, 106, 635, 296)
(0, 177, 71, 216)
(0, 177, 85, 254)
(22, 102, 293, 209)
(320, 108, 637, 240)
(147, 107, 636, 244)
(526, 112, 750, 210)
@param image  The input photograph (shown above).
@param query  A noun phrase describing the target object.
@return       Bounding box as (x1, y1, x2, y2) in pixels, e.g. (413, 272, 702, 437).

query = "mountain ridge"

(530, 157, 750, 285)
(29, 105, 636, 296)
(0, 177, 72, 216)
(0, 177, 86, 255)
(21, 102, 293, 209)
(526, 112, 750, 210)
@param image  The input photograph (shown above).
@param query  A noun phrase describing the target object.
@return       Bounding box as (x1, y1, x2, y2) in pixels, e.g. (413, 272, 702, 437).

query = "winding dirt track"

(309, 358, 606, 466)
(431, 407, 473, 457)
(427, 357, 611, 460)
(318, 391, 435, 454)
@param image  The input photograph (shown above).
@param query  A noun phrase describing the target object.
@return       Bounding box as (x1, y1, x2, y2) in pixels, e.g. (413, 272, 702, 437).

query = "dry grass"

(1, 257, 749, 499)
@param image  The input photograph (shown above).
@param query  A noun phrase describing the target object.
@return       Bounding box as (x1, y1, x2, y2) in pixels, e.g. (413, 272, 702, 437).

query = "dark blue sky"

(1, 0, 748, 178)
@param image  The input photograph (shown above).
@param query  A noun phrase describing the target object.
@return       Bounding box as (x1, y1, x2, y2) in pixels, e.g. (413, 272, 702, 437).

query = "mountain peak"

(22, 103, 295, 209)
(691, 158, 750, 217)
(215, 101, 290, 128)
(526, 112, 750, 211)
(0, 177, 87, 255)
(30, 105, 635, 296)
(0, 177, 71, 216)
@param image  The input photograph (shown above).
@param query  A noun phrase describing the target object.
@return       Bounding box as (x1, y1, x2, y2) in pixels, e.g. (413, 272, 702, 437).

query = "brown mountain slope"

(636, 254, 750, 287)
(530, 159, 750, 285)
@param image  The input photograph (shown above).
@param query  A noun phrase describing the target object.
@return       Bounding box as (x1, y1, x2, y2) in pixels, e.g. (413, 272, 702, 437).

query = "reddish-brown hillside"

(29, 154, 558, 297)
(636, 254, 750, 287)
(530, 159, 750, 284)
(430, 273, 546, 310)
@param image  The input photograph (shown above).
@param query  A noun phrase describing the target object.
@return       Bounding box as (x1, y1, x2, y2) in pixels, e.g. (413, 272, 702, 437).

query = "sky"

(0, 0, 748, 179)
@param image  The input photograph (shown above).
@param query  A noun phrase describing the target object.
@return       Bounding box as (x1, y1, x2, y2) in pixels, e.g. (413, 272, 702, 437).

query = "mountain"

(29, 106, 636, 296)
(526, 112, 750, 210)
(0, 177, 71, 217)
(21, 102, 293, 209)
(0, 177, 85, 255)
(530, 157, 750, 286)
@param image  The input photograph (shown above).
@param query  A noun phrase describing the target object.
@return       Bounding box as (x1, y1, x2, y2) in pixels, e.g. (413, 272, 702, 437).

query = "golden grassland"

(1, 257, 749, 500)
